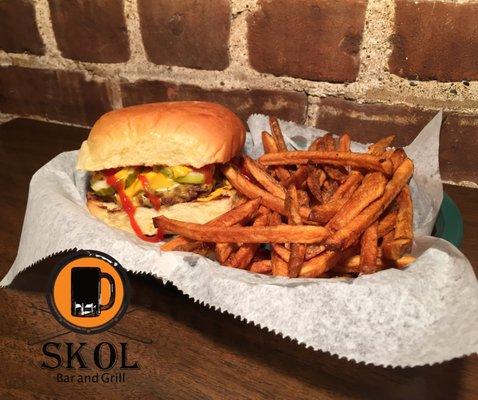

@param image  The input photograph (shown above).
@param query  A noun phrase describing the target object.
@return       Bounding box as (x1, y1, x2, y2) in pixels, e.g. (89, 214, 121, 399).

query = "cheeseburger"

(77, 101, 245, 242)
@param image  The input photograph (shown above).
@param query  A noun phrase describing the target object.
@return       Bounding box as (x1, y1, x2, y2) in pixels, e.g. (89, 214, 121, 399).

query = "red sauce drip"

(193, 165, 215, 184)
(138, 174, 162, 210)
(104, 171, 163, 242)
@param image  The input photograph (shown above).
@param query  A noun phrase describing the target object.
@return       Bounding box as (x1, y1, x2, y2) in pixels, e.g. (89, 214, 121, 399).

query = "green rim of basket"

(433, 193, 463, 247)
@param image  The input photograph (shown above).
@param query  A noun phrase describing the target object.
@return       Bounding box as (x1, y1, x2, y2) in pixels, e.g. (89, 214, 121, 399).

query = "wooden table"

(0, 118, 477, 400)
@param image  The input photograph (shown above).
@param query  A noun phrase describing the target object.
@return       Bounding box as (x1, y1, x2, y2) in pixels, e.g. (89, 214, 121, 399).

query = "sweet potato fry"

(271, 250, 289, 276)
(160, 197, 261, 251)
(321, 179, 339, 202)
(299, 250, 342, 278)
(327, 172, 387, 232)
(259, 151, 393, 174)
(333, 254, 384, 274)
(261, 130, 290, 182)
(389, 148, 407, 172)
(283, 165, 308, 188)
(328, 170, 363, 202)
(338, 134, 351, 152)
(226, 213, 269, 269)
(305, 244, 325, 260)
(307, 167, 325, 203)
(269, 116, 288, 152)
(382, 238, 412, 260)
(308, 171, 363, 224)
(377, 210, 398, 238)
(394, 254, 416, 269)
(262, 131, 278, 153)
(243, 156, 286, 199)
(272, 244, 290, 262)
(215, 242, 235, 264)
(360, 222, 379, 274)
(249, 259, 272, 274)
(325, 158, 414, 250)
(368, 135, 395, 156)
(308, 137, 324, 151)
(394, 185, 413, 241)
(156, 216, 330, 244)
(221, 165, 310, 219)
(324, 166, 347, 182)
(322, 133, 335, 151)
(285, 185, 306, 277)
(285, 185, 302, 225)
(297, 190, 310, 208)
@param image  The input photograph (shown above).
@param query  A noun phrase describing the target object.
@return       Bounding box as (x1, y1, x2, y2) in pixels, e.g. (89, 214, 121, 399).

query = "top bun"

(77, 101, 246, 171)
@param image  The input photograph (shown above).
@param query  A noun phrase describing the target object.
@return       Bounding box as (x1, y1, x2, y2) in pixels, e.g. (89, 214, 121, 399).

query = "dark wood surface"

(0, 118, 477, 400)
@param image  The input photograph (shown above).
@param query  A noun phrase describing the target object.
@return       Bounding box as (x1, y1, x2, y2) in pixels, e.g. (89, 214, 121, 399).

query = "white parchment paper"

(2, 112, 477, 367)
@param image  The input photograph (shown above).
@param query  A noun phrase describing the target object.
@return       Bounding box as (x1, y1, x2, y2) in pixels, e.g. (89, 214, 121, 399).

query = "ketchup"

(138, 174, 162, 210)
(193, 165, 215, 184)
(104, 170, 163, 242)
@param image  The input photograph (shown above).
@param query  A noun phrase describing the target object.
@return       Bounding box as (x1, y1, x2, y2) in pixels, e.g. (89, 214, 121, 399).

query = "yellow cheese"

(124, 179, 143, 198)
(196, 183, 233, 202)
(114, 167, 135, 181)
(143, 171, 176, 191)
(170, 166, 191, 179)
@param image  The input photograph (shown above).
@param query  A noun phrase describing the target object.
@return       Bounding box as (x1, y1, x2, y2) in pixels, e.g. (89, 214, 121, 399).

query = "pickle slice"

(94, 187, 115, 197)
(175, 172, 205, 184)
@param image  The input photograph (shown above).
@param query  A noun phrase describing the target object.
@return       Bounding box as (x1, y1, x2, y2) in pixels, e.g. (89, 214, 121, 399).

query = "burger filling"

(88, 164, 234, 209)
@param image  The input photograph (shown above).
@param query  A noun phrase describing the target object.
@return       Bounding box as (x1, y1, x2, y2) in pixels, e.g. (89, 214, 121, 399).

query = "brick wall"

(0, 0, 477, 186)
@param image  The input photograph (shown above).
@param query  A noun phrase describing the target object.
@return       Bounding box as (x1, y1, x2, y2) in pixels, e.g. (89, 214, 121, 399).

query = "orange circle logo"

(47, 250, 130, 334)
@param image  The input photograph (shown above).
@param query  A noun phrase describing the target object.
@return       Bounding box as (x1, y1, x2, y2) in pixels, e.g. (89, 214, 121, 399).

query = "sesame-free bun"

(77, 101, 246, 171)
(87, 194, 237, 236)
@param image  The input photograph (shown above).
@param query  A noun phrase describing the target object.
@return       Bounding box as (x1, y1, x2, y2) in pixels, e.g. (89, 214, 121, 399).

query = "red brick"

(0, 0, 44, 55)
(248, 0, 366, 82)
(0, 66, 112, 126)
(390, 0, 478, 81)
(48, 0, 130, 63)
(314, 97, 478, 184)
(138, 0, 230, 70)
(120, 80, 307, 123)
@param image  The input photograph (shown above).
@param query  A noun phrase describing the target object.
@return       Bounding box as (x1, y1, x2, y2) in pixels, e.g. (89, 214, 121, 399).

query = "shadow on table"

(7, 253, 466, 400)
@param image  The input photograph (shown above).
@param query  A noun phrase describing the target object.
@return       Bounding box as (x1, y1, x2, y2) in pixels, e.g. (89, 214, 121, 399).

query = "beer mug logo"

(47, 250, 130, 334)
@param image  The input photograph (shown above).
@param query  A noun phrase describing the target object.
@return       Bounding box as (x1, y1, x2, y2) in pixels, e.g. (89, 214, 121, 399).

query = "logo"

(46, 250, 130, 334)
(31, 250, 149, 384)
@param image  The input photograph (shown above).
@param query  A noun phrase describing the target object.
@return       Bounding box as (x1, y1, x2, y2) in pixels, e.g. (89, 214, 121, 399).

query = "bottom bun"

(87, 193, 237, 236)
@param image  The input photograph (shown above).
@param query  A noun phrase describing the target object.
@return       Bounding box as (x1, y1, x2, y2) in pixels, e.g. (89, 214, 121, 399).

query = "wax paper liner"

(1, 112, 477, 367)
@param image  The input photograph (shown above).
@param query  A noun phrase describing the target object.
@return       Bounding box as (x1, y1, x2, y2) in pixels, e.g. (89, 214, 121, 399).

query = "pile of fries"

(154, 117, 416, 278)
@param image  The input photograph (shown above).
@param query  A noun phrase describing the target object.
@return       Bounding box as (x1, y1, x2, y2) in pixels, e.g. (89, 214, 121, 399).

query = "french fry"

(261, 130, 290, 182)
(299, 250, 343, 278)
(308, 171, 363, 224)
(243, 156, 286, 199)
(338, 133, 351, 152)
(307, 167, 325, 203)
(283, 165, 308, 188)
(272, 244, 290, 262)
(381, 186, 413, 260)
(328, 170, 363, 202)
(269, 116, 288, 152)
(325, 158, 414, 250)
(394, 254, 416, 269)
(394, 185, 413, 241)
(262, 131, 278, 153)
(297, 190, 310, 208)
(160, 197, 261, 251)
(156, 216, 330, 244)
(305, 244, 325, 260)
(389, 148, 407, 172)
(259, 151, 393, 174)
(285, 185, 306, 277)
(271, 250, 289, 276)
(308, 137, 324, 151)
(322, 133, 335, 151)
(360, 222, 379, 274)
(221, 165, 310, 219)
(321, 179, 339, 203)
(215, 242, 235, 264)
(368, 135, 395, 156)
(377, 210, 398, 238)
(249, 259, 272, 274)
(327, 172, 387, 232)
(226, 213, 269, 269)
(324, 166, 347, 183)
